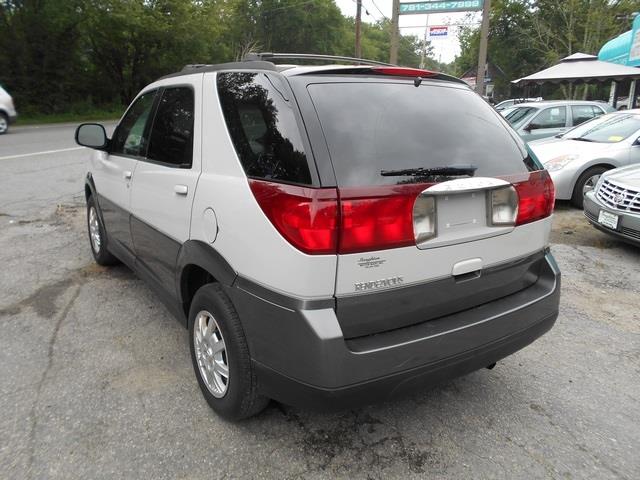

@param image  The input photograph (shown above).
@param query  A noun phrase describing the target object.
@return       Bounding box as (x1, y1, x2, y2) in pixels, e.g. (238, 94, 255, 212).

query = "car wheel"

(86, 195, 119, 265)
(571, 166, 608, 209)
(189, 283, 269, 420)
(0, 113, 8, 134)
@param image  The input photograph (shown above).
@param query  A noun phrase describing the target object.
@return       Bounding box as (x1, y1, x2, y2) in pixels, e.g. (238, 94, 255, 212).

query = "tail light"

(338, 185, 428, 254)
(248, 180, 338, 254)
(514, 170, 555, 225)
(249, 170, 554, 255)
(489, 186, 519, 226)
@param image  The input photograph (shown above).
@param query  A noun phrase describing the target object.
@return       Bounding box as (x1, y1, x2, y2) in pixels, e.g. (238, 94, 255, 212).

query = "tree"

(0, 0, 87, 113)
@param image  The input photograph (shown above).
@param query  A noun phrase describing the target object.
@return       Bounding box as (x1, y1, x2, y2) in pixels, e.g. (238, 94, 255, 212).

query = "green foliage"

(0, 0, 426, 114)
(452, 0, 640, 98)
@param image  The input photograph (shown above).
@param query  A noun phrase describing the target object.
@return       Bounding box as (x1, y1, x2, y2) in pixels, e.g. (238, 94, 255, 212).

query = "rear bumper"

(254, 311, 556, 410)
(228, 251, 560, 409)
(584, 192, 640, 246)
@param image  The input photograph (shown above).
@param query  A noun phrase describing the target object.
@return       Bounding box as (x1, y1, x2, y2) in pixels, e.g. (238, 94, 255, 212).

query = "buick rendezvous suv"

(75, 53, 560, 420)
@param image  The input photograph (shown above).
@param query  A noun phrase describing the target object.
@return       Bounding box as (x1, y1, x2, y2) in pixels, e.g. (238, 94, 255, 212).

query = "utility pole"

(475, 0, 491, 95)
(355, 0, 362, 58)
(390, 0, 400, 64)
(419, 15, 429, 69)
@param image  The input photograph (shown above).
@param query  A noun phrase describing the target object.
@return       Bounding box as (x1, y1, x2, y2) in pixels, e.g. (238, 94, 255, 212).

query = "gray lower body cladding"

(227, 251, 560, 409)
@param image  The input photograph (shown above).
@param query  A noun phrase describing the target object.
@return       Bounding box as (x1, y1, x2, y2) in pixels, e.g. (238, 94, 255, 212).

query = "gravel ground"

(1, 125, 639, 479)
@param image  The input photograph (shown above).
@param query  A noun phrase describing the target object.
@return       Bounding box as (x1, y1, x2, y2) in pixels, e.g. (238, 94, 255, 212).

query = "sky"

(334, 0, 482, 64)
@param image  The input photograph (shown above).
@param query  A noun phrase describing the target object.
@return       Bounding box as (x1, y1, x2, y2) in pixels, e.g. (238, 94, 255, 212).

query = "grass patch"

(15, 107, 124, 126)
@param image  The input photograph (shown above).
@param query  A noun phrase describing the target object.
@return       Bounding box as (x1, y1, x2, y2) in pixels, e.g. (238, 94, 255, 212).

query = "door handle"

(123, 171, 132, 180)
(174, 184, 188, 196)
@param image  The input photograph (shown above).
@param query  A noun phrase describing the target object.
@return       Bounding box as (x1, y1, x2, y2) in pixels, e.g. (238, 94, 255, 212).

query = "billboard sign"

(400, 1, 484, 15)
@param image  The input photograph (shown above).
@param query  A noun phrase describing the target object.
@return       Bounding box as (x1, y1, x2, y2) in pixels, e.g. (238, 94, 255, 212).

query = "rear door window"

(306, 82, 531, 187)
(217, 72, 312, 185)
(571, 105, 601, 126)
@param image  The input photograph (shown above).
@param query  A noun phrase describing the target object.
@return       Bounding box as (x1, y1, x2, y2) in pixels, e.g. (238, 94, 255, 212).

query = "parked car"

(74, 54, 560, 420)
(584, 164, 640, 246)
(0, 84, 17, 134)
(494, 97, 542, 112)
(529, 110, 640, 208)
(504, 100, 614, 143)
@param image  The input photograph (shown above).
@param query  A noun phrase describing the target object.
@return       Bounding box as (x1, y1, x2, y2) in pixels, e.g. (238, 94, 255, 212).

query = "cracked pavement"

(1, 124, 639, 479)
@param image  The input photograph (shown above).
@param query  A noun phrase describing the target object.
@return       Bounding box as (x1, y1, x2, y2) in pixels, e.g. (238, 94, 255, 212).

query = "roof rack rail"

(244, 52, 394, 67)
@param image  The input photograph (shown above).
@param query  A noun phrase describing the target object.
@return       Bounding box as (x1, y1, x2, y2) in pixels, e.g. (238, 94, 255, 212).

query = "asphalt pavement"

(0, 123, 639, 479)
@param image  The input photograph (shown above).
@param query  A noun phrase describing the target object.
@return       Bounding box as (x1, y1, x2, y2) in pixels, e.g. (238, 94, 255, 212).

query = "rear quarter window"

(307, 81, 533, 186)
(217, 72, 312, 185)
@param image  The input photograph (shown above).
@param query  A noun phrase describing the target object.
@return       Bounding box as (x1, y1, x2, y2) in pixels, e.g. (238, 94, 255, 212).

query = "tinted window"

(147, 87, 194, 167)
(565, 113, 640, 143)
(217, 72, 311, 185)
(307, 82, 531, 187)
(530, 107, 566, 129)
(111, 92, 156, 157)
(572, 105, 601, 126)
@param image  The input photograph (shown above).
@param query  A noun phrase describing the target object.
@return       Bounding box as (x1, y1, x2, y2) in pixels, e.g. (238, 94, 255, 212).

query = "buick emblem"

(613, 193, 625, 204)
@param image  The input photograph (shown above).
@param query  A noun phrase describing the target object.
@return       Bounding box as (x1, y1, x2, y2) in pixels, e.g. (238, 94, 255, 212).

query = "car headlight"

(544, 154, 580, 172)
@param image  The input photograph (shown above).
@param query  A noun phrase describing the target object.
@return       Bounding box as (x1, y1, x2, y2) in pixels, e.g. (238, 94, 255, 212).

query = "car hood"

(603, 164, 640, 189)
(529, 138, 616, 164)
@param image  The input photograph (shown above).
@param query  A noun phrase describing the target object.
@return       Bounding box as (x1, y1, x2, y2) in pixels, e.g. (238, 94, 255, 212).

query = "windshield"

(564, 113, 640, 143)
(504, 106, 537, 128)
(306, 82, 533, 186)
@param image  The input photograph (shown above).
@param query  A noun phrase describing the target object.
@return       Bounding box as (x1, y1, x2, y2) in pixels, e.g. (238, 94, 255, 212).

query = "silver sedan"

(528, 110, 640, 208)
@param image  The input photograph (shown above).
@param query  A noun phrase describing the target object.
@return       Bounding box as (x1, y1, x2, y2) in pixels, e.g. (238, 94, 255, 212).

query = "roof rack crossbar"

(244, 52, 394, 67)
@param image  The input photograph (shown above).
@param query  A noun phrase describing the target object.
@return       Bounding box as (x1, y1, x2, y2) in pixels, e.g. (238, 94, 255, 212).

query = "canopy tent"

(511, 53, 640, 86)
(511, 53, 640, 109)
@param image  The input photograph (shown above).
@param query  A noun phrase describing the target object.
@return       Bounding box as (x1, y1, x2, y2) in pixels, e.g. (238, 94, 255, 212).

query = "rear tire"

(571, 166, 608, 209)
(188, 283, 269, 420)
(86, 195, 119, 266)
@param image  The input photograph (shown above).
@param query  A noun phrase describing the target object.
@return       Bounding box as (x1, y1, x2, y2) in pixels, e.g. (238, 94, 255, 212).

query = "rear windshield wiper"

(380, 165, 477, 177)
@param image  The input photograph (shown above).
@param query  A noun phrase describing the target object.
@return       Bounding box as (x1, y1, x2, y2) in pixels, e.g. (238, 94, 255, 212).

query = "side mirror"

(523, 124, 533, 132)
(75, 123, 108, 150)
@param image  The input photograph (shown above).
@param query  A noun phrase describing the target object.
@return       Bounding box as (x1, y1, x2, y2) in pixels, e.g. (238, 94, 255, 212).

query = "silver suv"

(75, 54, 561, 420)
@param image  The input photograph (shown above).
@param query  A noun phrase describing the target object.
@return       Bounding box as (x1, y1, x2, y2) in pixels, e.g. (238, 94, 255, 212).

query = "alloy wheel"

(193, 310, 229, 398)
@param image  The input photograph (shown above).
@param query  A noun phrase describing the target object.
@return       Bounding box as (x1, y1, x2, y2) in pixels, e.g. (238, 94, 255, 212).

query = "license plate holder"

(598, 210, 619, 230)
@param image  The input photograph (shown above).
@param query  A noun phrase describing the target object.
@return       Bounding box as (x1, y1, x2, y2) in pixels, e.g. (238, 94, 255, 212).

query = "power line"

(261, 0, 316, 14)
(369, 0, 389, 21)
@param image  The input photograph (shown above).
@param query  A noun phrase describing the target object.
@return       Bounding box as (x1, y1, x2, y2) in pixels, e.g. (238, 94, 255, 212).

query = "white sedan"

(528, 110, 640, 208)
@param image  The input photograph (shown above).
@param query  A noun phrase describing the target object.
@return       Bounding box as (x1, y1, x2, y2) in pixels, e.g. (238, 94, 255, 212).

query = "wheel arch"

(176, 241, 237, 326)
(571, 160, 617, 191)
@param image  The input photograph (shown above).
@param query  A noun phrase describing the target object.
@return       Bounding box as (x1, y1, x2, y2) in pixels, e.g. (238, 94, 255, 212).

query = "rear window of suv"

(307, 82, 532, 186)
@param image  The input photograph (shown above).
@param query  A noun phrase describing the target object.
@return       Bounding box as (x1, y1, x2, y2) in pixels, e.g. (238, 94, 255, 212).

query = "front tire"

(0, 113, 8, 135)
(188, 283, 269, 420)
(86, 195, 118, 265)
(571, 166, 608, 209)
